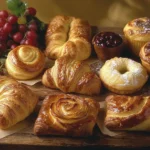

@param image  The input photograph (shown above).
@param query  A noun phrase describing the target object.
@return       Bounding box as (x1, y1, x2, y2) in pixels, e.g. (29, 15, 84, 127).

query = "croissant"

(42, 57, 101, 95)
(45, 15, 91, 60)
(5, 45, 45, 80)
(0, 76, 38, 129)
(104, 95, 150, 131)
(34, 94, 100, 137)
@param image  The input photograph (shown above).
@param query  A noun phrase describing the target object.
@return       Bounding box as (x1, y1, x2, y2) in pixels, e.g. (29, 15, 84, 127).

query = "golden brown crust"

(5, 45, 45, 80)
(42, 57, 101, 95)
(99, 57, 148, 94)
(0, 76, 38, 129)
(140, 42, 150, 73)
(104, 95, 150, 130)
(45, 15, 91, 60)
(34, 94, 99, 137)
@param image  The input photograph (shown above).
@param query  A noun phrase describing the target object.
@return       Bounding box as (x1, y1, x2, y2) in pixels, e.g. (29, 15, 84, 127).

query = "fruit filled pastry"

(0, 76, 38, 129)
(104, 95, 150, 131)
(42, 56, 101, 95)
(45, 15, 91, 60)
(34, 94, 99, 137)
(5, 45, 45, 80)
(124, 17, 150, 56)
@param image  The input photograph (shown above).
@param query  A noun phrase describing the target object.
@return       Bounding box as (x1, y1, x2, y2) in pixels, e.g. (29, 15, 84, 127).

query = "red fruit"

(0, 18, 6, 27)
(25, 7, 36, 16)
(0, 42, 7, 51)
(3, 22, 12, 34)
(10, 43, 18, 49)
(13, 32, 24, 43)
(20, 38, 26, 45)
(0, 10, 8, 19)
(24, 39, 37, 46)
(0, 28, 8, 41)
(7, 40, 15, 48)
(7, 15, 18, 24)
(19, 24, 27, 33)
(26, 30, 38, 40)
(28, 22, 38, 31)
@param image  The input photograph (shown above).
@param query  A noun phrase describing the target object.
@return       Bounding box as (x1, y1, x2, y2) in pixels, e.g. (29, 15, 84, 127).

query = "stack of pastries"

(1, 15, 150, 136)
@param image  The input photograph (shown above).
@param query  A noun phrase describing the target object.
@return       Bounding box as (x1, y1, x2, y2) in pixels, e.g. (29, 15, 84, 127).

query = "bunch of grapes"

(0, 7, 47, 57)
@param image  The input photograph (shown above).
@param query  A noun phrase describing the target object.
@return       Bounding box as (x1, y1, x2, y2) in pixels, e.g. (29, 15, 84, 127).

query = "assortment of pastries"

(0, 15, 150, 137)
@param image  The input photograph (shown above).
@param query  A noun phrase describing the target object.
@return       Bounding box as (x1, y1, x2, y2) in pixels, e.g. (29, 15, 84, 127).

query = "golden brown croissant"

(34, 94, 99, 137)
(104, 95, 150, 131)
(42, 57, 101, 95)
(5, 45, 45, 80)
(45, 15, 91, 60)
(0, 76, 38, 129)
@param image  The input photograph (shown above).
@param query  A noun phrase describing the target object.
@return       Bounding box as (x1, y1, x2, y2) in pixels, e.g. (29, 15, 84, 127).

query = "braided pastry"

(105, 95, 150, 131)
(42, 57, 101, 95)
(0, 76, 38, 129)
(45, 15, 91, 60)
(5, 45, 45, 80)
(34, 94, 99, 137)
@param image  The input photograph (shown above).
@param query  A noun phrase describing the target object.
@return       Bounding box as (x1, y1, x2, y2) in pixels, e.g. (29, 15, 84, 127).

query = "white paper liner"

(97, 101, 124, 137)
(0, 118, 31, 139)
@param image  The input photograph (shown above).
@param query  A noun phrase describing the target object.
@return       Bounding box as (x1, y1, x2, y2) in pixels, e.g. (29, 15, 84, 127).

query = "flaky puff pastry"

(42, 57, 101, 95)
(0, 76, 38, 129)
(34, 94, 99, 137)
(105, 95, 150, 131)
(124, 17, 150, 56)
(140, 42, 150, 73)
(5, 45, 45, 80)
(45, 15, 91, 60)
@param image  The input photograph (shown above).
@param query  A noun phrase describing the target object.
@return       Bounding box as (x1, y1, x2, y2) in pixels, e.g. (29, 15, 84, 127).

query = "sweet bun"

(140, 42, 150, 73)
(5, 45, 45, 80)
(124, 17, 150, 56)
(34, 94, 99, 137)
(99, 57, 148, 94)
(45, 15, 91, 60)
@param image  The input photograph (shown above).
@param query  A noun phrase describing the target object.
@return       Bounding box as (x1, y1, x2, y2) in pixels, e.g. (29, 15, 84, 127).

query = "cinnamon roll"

(5, 45, 45, 80)
(34, 94, 100, 137)
(124, 17, 150, 56)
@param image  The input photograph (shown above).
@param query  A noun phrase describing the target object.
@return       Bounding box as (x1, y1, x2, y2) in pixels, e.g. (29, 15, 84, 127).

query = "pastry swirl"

(5, 45, 45, 80)
(42, 56, 101, 95)
(45, 15, 91, 60)
(105, 95, 150, 131)
(0, 76, 38, 129)
(34, 94, 99, 136)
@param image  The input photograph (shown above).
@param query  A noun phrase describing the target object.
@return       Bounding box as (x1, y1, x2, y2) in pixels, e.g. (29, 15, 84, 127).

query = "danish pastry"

(45, 15, 91, 60)
(34, 94, 99, 137)
(99, 57, 148, 94)
(105, 95, 150, 131)
(5, 45, 45, 80)
(0, 76, 38, 129)
(42, 56, 101, 95)
(124, 17, 150, 56)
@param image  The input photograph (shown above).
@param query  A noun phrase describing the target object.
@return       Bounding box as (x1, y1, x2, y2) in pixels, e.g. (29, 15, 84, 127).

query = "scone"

(5, 45, 45, 80)
(34, 94, 100, 137)
(124, 17, 150, 56)
(105, 95, 150, 131)
(140, 42, 150, 73)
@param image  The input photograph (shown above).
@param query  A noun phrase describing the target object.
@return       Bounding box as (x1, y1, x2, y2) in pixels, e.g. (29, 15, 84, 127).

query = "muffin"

(139, 41, 150, 73)
(92, 31, 124, 61)
(124, 17, 150, 57)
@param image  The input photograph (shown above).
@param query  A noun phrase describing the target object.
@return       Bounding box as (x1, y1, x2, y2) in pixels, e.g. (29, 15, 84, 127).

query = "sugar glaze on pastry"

(45, 15, 91, 60)
(105, 95, 150, 131)
(99, 57, 148, 94)
(34, 94, 99, 137)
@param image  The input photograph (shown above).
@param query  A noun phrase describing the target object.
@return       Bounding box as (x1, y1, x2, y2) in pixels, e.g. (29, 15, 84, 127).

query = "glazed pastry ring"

(99, 57, 148, 94)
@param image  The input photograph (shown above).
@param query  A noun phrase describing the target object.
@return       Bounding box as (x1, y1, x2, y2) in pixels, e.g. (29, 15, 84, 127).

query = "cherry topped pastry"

(92, 31, 124, 61)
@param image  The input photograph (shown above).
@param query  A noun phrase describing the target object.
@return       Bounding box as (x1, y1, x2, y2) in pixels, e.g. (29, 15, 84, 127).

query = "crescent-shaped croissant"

(45, 15, 91, 60)
(34, 94, 100, 137)
(0, 76, 38, 129)
(42, 57, 101, 95)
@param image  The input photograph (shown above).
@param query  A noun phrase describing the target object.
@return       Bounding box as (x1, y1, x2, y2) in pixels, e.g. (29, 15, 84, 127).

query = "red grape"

(0, 18, 6, 27)
(19, 24, 27, 33)
(26, 30, 38, 40)
(10, 43, 18, 49)
(24, 39, 37, 46)
(20, 38, 26, 45)
(28, 22, 38, 31)
(0, 10, 8, 19)
(0, 42, 7, 51)
(7, 40, 15, 48)
(25, 7, 36, 16)
(3, 23, 12, 34)
(0, 28, 8, 41)
(13, 32, 24, 43)
(7, 15, 18, 24)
